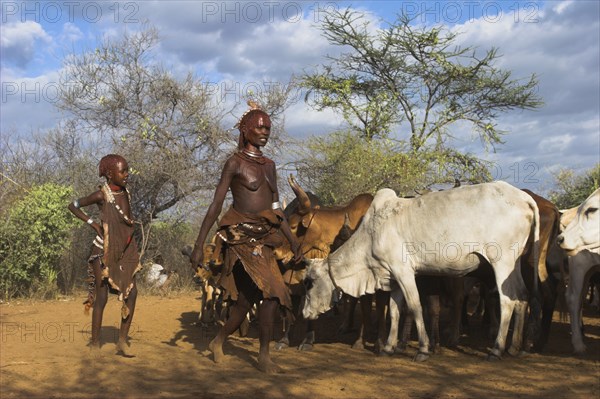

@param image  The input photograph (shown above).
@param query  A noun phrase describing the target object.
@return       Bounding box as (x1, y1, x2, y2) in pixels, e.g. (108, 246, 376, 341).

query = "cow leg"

(338, 295, 358, 334)
(445, 277, 464, 348)
(460, 284, 473, 333)
(298, 322, 315, 351)
(275, 310, 292, 350)
(566, 261, 588, 354)
(532, 275, 557, 353)
(297, 296, 316, 351)
(374, 290, 389, 354)
(483, 286, 500, 339)
(297, 292, 315, 351)
(427, 294, 441, 354)
(508, 294, 528, 357)
(197, 280, 207, 324)
(203, 282, 218, 326)
(391, 271, 430, 361)
(400, 305, 413, 352)
(352, 293, 373, 350)
(383, 288, 403, 354)
(490, 261, 528, 360)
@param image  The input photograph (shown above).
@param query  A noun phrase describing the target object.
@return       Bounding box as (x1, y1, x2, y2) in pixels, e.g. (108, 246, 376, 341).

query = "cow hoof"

(274, 341, 289, 351)
(413, 351, 430, 362)
(486, 350, 502, 361)
(298, 343, 314, 351)
(379, 348, 394, 357)
(507, 346, 523, 357)
(352, 341, 365, 350)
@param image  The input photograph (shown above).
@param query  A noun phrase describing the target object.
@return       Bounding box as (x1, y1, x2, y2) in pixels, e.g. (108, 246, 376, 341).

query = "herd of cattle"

(190, 177, 600, 361)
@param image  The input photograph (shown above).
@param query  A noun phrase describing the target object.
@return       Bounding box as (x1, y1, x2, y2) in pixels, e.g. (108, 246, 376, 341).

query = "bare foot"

(87, 340, 101, 350)
(209, 338, 225, 363)
(257, 355, 284, 374)
(88, 341, 102, 359)
(116, 340, 134, 358)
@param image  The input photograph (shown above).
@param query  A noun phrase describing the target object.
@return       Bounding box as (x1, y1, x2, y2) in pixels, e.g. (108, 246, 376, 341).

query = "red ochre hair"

(98, 154, 127, 178)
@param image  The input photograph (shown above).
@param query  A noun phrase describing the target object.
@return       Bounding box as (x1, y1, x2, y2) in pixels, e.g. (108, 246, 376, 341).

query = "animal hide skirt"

(216, 207, 292, 310)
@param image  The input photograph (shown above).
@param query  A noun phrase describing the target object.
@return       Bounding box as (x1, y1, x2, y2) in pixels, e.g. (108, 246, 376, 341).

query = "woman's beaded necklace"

(103, 182, 135, 225)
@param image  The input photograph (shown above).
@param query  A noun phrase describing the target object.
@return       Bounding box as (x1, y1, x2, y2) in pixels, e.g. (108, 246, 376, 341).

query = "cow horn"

(288, 174, 311, 215)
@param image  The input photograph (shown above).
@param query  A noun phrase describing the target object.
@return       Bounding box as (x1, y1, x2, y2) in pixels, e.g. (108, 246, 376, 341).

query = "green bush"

(549, 164, 600, 209)
(139, 220, 197, 292)
(295, 130, 491, 204)
(0, 183, 78, 299)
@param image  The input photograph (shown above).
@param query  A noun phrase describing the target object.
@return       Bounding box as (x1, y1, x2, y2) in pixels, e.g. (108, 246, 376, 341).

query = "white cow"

(302, 182, 540, 361)
(558, 189, 600, 257)
(557, 188, 600, 354)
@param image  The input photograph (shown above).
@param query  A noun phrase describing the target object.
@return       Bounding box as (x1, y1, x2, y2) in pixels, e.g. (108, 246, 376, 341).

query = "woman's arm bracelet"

(86, 218, 94, 225)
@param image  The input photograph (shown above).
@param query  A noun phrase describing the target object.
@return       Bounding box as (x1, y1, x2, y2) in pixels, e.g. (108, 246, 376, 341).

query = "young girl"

(68, 154, 141, 356)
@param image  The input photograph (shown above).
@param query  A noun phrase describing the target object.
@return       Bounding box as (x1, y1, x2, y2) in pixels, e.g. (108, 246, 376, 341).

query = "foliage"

(0, 184, 78, 299)
(138, 220, 197, 291)
(295, 8, 541, 199)
(548, 164, 600, 209)
(295, 131, 491, 204)
(57, 27, 231, 227)
(301, 9, 543, 147)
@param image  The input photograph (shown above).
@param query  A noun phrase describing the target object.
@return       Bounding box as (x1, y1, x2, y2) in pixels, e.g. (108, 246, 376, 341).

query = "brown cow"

(183, 241, 252, 336)
(182, 243, 224, 326)
(275, 175, 373, 261)
(273, 175, 385, 351)
(521, 189, 562, 352)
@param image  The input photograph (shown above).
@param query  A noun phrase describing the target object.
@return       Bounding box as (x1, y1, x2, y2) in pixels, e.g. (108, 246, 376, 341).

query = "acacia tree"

(57, 27, 231, 227)
(299, 9, 542, 195)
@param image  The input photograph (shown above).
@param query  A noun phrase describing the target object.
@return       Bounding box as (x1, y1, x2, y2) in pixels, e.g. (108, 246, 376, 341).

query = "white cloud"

(0, 70, 64, 135)
(59, 22, 84, 43)
(1, 21, 52, 68)
(2, 1, 598, 194)
(444, 1, 600, 191)
(285, 101, 346, 138)
(553, 0, 575, 15)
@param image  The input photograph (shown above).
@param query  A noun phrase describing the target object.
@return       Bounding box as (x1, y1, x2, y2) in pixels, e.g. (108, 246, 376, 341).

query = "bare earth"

(1, 292, 599, 399)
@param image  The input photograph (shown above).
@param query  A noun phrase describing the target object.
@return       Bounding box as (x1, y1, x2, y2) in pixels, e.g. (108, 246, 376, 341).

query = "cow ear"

(301, 213, 313, 228)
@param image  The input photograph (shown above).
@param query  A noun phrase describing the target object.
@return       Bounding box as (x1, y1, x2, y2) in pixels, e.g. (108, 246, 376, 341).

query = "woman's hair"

(237, 109, 271, 149)
(99, 154, 127, 178)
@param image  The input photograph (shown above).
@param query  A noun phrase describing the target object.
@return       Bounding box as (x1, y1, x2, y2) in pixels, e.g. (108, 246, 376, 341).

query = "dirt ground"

(1, 292, 599, 399)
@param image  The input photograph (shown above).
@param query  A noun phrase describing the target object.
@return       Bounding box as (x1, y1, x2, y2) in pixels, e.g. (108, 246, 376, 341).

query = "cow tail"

(530, 199, 541, 318)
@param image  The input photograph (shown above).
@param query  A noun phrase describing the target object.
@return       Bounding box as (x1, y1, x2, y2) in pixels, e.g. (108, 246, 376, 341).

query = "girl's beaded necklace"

(103, 182, 135, 225)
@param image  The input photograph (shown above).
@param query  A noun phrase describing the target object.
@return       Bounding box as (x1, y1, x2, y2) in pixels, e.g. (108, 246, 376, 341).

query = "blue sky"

(1, 1, 599, 194)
